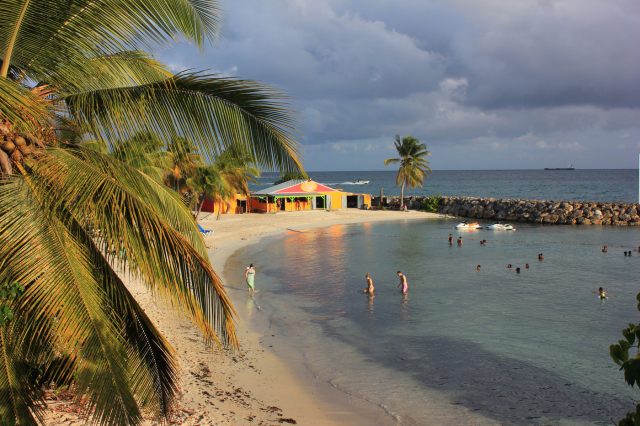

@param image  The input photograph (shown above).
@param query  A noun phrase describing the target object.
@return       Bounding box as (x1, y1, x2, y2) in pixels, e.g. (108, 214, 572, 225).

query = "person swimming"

(598, 287, 607, 300)
(538, 253, 544, 261)
(457, 237, 463, 247)
(363, 272, 375, 294)
(525, 263, 530, 269)
(602, 245, 608, 253)
(448, 234, 453, 245)
(476, 265, 481, 272)
(506, 263, 512, 269)
(397, 271, 409, 294)
(516, 267, 521, 274)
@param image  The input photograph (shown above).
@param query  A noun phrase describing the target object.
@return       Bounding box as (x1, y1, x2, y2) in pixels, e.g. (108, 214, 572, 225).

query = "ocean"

(230, 170, 640, 425)
(255, 169, 638, 203)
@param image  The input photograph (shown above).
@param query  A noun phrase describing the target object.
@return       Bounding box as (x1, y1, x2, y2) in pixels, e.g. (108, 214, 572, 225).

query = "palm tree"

(165, 136, 204, 195)
(189, 164, 231, 219)
(0, 1, 302, 424)
(189, 149, 259, 219)
(111, 132, 172, 183)
(384, 135, 431, 209)
(213, 149, 260, 200)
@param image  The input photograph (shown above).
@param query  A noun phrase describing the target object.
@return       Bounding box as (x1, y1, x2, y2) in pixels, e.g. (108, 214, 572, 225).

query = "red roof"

(273, 181, 337, 194)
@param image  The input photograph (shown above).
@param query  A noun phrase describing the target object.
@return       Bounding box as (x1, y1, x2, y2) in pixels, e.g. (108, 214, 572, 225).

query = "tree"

(610, 293, 640, 425)
(0, 0, 303, 423)
(111, 132, 172, 183)
(189, 164, 229, 219)
(165, 136, 203, 195)
(189, 149, 259, 219)
(383, 135, 431, 209)
(274, 171, 308, 185)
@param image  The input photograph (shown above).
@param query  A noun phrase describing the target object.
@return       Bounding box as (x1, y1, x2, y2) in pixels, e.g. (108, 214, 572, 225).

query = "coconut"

(1, 141, 16, 153)
(18, 144, 32, 155)
(10, 150, 23, 162)
(14, 136, 26, 147)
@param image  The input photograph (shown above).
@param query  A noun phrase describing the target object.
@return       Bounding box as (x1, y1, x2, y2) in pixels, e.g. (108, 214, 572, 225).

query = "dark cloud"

(159, 0, 640, 169)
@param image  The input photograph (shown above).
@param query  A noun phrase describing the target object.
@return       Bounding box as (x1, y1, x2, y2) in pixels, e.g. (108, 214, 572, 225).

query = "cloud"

(158, 0, 640, 169)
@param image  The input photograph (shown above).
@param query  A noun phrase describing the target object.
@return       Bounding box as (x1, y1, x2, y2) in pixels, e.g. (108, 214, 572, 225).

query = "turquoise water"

(229, 219, 640, 425)
(255, 169, 639, 203)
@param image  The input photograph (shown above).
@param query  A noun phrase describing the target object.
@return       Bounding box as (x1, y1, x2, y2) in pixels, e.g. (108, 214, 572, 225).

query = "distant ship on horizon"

(544, 164, 575, 170)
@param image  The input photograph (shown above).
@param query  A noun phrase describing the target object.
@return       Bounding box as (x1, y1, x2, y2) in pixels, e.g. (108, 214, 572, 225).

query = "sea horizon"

(297, 168, 637, 172)
(254, 169, 640, 204)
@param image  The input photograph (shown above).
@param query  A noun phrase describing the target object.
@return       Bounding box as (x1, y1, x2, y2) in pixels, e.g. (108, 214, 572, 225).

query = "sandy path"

(43, 210, 444, 425)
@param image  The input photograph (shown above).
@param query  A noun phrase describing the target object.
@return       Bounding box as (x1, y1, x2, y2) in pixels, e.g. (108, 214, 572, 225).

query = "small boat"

(455, 222, 482, 230)
(340, 179, 370, 185)
(485, 223, 516, 231)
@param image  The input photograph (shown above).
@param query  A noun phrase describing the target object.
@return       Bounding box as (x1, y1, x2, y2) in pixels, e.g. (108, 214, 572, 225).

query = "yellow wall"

(247, 192, 370, 213)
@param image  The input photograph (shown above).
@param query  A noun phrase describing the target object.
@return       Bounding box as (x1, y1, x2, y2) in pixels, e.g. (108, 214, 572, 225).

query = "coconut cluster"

(0, 119, 48, 173)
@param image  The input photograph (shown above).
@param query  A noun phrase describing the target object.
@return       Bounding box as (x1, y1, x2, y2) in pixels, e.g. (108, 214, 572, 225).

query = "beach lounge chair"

(197, 223, 213, 235)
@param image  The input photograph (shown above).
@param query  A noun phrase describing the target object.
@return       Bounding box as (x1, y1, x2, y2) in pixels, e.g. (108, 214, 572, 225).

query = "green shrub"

(610, 293, 640, 425)
(422, 195, 442, 213)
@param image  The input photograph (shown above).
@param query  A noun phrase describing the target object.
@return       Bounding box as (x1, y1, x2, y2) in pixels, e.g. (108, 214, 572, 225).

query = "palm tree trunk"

(400, 181, 405, 210)
(195, 195, 205, 219)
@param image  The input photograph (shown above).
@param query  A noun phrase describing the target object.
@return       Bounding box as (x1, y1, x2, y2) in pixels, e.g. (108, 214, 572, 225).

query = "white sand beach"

(44, 209, 447, 425)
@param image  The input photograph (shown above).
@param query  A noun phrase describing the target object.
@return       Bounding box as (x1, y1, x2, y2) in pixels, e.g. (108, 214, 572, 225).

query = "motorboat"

(455, 222, 482, 230)
(485, 223, 516, 231)
(340, 179, 370, 185)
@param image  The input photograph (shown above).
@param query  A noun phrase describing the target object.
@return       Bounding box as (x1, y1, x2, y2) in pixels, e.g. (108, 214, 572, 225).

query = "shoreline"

(43, 209, 444, 425)
(206, 209, 444, 425)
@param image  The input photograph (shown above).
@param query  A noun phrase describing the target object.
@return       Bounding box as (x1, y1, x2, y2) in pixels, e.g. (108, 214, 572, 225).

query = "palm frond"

(0, 77, 51, 132)
(27, 148, 236, 347)
(1, 0, 219, 81)
(0, 176, 141, 424)
(54, 51, 173, 94)
(64, 72, 302, 173)
(0, 171, 186, 423)
(0, 324, 42, 424)
(383, 158, 400, 165)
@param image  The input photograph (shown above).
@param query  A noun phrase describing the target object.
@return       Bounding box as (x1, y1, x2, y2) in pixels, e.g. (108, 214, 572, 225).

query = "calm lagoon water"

(228, 219, 640, 425)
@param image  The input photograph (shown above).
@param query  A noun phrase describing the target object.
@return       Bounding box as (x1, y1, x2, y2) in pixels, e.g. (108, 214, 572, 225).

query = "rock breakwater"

(375, 196, 640, 226)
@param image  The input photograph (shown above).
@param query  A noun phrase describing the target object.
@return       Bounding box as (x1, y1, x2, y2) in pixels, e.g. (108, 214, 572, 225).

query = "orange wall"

(202, 194, 248, 215)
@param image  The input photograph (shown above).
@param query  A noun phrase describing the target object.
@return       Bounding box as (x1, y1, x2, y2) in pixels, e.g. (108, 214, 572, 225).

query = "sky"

(159, 0, 640, 170)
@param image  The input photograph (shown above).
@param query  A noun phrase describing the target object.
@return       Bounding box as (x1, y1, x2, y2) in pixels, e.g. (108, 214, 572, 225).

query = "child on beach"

(363, 273, 375, 294)
(397, 271, 408, 294)
(245, 264, 256, 293)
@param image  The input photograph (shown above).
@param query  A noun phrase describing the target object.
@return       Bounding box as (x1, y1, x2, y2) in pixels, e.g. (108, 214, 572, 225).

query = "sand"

(43, 209, 444, 425)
